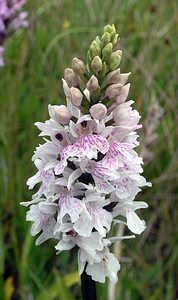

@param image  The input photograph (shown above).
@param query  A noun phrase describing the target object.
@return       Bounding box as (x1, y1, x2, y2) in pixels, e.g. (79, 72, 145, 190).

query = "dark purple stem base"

(81, 270, 97, 300)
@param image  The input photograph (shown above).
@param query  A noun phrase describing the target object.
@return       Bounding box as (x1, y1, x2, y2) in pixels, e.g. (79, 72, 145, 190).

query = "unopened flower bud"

(104, 24, 116, 38)
(89, 40, 101, 59)
(95, 36, 101, 47)
(70, 87, 83, 106)
(101, 32, 111, 46)
(112, 33, 119, 46)
(112, 101, 133, 124)
(62, 79, 71, 99)
(72, 57, 86, 74)
(90, 103, 107, 120)
(91, 56, 102, 73)
(118, 72, 131, 85)
(115, 83, 130, 103)
(55, 105, 71, 124)
(86, 75, 99, 93)
(64, 68, 80, 87)
(102, 43, 113, 62)
(106, 69, 131, 85)
(105, 83, 123, 99)
(109, 50, 122, 71)
(106, 69, 120, 84)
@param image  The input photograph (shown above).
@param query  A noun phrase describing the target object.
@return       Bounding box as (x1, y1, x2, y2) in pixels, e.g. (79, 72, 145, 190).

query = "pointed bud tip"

(89, 40, 101, 59)
(102, 43, 113, 61)
(101, 32, 111, 46)
(91, 56, 102, 73)
(109, 51, 122, 70)
(72, 57, 86, 74)
(86, 75, 99, 93)
(104, 24, 116, 37)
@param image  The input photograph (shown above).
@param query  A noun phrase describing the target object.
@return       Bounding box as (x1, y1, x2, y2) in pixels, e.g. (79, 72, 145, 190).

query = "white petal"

(86, 262, 105, 283)
(109, 235, 135, 243)
(78, 232, 103, 264)
(59, 196, 84, 223)
(26, 171, 41, 189)
(105, 252, 120, 283)
(44, 160, 58, 171)
(30, 222, 41, 236)
(55, 239, 75, 251)
(101, 126, 113, 137)
(86, 249, 121, 284)
(67, 168, 82, 190)
(55, 160, 67, 175)
(95, 178, 114, 194)
(133, 201, 148, 210)
(126, 209, 146, 234)
(74, 211, 92, 237)
(20, 198, 41, 207)
(34, 159, 44, 169)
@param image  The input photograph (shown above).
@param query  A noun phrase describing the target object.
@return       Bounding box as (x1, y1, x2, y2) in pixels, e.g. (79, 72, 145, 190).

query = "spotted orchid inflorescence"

(0, 0, 28, 66)
(21, 25, 151, 283)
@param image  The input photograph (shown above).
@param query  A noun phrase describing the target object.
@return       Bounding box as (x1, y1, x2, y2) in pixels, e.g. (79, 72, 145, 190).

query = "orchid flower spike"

(21, 24, 151, 284)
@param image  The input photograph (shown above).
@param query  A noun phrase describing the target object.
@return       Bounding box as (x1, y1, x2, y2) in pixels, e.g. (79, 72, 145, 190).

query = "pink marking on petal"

(55, 134, 109, 172)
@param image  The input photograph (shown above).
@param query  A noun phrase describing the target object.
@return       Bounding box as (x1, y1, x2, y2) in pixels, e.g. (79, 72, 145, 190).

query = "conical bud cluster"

(60, 24, 131, 117)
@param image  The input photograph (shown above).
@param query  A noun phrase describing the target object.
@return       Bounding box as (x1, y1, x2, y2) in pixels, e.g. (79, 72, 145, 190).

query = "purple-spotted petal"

(58, 194, 84, 223)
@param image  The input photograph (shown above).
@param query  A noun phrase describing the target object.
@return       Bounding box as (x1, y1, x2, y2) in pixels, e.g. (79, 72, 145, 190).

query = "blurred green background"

(0, 0, 177, 299)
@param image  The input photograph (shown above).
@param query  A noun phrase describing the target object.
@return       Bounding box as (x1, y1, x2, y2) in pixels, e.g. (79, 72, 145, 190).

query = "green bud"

(95, 36, 101, 47)
(101, 32, 111, 46)
(89, 41, 101, 59)
(87, 50, 92, 64)
(104, 24, 116, 38)
(109, 50, 122, 71)
(112, 34, 119, 46)
(72, 57, 86, 74)
(91, 56, 102, 73)
(102, 43, 113, 62)
(99, 61, 107, 79)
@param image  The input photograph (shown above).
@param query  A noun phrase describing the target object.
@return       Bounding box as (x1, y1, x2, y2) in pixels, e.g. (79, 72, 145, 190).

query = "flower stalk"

(81, 269, 97, 300)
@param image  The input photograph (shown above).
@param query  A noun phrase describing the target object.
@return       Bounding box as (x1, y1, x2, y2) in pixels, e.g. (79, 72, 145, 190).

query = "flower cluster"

(0, 0, 28, 66)
(21, 25, 151, 283)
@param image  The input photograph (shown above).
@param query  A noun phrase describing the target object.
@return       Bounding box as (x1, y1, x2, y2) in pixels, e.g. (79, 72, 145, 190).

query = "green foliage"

(0, 0, 177, 299)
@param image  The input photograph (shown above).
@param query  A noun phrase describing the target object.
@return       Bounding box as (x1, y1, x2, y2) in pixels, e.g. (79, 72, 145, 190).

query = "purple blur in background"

(0, 0, 28, 65)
